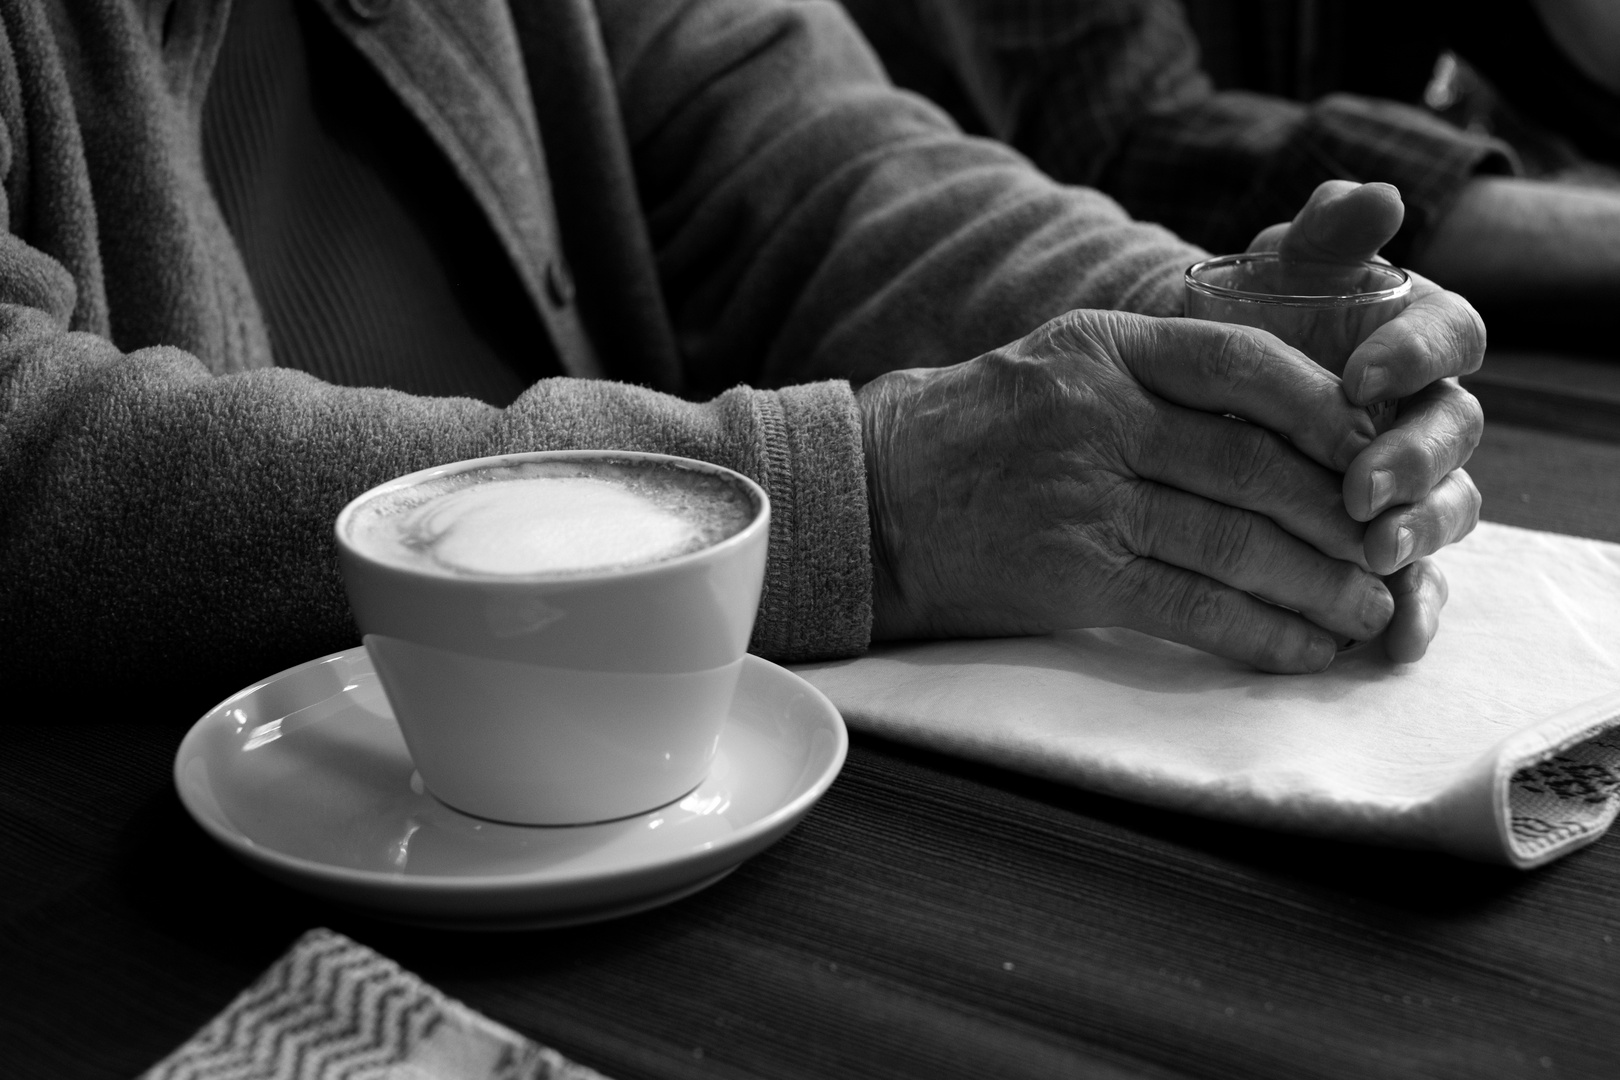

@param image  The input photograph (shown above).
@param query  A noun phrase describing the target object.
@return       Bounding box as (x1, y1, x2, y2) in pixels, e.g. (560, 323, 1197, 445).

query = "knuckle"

(977, 343, 1070, 421)
(1415, 432, 1447, 480)
(1384, 430, 1445, 487)
(1456, 467, 1481, 507)
(1204, 327, 1266, 394)
(1255, 617, 1308, 670)
(1121, 483, 1163, 555)
(1047, 308, 1129, 362)
(1448, 385, 1484, 455)
(1448, 292, 1488, 373)
(1108, 556, 1158, 616)
(1164, 573, 1234, 634)
(1219, 428, 1285, 501)
(1041, 310, 1091, 354)
(1201, 507, 1260, 574)
(1411, 291, 1485, 378)
(1402, 314, 1442, 377)
(1450, 469, 1482, 534)
(1109, 556, 1166, 624)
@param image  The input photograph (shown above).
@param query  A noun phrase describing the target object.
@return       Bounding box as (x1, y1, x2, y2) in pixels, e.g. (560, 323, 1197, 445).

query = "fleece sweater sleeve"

(0, 262, 866, 689)
(597, 0, 1208, 393)
(1, 0, 1211, 692)
(0, 0, 881, 691)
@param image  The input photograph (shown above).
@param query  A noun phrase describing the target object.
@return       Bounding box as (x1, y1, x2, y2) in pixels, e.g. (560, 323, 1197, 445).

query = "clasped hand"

(860, 182, 1484, 672)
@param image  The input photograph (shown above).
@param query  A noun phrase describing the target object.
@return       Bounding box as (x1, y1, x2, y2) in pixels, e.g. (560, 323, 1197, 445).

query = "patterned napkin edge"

(1496, 689, 1620, 868)
(139, 928, 613, 1080)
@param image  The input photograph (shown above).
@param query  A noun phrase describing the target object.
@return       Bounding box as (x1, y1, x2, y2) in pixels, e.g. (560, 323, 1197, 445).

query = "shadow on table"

(836, 732, 1530, 914)
(115, 781, 715, 970)
(84, 722, 1618, 1080)
(117, 726, 1532, 972)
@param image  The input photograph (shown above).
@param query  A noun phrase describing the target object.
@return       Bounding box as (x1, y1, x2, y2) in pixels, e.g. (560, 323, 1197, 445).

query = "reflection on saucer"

(175, 648, 846, 929)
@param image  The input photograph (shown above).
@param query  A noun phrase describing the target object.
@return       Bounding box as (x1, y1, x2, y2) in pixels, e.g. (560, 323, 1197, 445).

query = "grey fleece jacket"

(0, 0, 1203, 690)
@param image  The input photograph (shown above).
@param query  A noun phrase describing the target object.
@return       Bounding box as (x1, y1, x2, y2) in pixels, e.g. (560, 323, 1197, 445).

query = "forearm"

(839, 0, 1513, 264)
(1408, 176, 1620, 306)
(600, 0, 1203, 391)
(0, 312, 871, 687)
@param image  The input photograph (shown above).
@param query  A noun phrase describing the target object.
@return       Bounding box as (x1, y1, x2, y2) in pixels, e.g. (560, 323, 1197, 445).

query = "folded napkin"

(796, 522, 1620, 867)
(142, 929, 610, 1080)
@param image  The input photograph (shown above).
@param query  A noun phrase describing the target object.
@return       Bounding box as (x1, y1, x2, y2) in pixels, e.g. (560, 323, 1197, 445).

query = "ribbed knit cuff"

(746, 380, 872, 663)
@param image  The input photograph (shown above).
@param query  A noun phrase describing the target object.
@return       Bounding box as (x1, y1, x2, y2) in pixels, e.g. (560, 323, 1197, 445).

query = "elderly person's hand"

(860, 310, 1391, 673)
(1249, 180, 1485, 662)
(858, 184, 1483, 672)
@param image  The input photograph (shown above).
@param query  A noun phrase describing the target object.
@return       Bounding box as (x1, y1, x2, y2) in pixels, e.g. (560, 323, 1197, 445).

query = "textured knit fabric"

(838, 0, 1518, 263)
(202, 0, 559, 405)
(141, 928, 610, 1079)
(0, 0, 1205, 692)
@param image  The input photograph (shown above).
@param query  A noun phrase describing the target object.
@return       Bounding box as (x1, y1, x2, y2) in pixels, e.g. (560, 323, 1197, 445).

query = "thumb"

(1249, 180, 1406, 263)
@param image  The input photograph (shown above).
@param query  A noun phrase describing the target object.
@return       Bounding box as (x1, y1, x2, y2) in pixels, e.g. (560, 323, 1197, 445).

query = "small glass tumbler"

(1186, 252, 1414, 654)
(1185, 252, 1413, 430)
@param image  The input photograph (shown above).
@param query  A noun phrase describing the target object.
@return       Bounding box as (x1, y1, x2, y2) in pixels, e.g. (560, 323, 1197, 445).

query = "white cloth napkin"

(142, 929, 610, 1080)
(795, 522, 1620, 867)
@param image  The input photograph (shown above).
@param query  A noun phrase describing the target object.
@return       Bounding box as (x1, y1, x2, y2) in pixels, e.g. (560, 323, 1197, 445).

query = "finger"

(1381, 559, 1450, 663)
(1363, 469, 1481, 575)
(1108, 559, 1338, 674)
(1341, 277, 1487, 406)
(1248, 222, 1290, 252)
(1124, 483, 1393, 643)
(1249, 180, 1406, 262)
(1344, 380, 1483, 521)
(1131, 400, 1368, 566)
(1109, 315, 1377, 472)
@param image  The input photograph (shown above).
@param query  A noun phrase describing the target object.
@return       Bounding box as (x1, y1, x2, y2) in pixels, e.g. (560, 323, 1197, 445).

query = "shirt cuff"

(1267, 93, 1519, 265)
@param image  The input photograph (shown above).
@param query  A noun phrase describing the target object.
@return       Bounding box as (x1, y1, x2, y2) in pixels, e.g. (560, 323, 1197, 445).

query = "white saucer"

(174, 647, 847, 929)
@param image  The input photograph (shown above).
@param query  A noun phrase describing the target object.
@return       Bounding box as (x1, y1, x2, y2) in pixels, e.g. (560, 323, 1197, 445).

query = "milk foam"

(350, 460, 755, 577)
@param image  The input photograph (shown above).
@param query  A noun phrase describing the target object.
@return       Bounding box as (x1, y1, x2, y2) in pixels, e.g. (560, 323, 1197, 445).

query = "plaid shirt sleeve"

(898, 0, 1518, 262)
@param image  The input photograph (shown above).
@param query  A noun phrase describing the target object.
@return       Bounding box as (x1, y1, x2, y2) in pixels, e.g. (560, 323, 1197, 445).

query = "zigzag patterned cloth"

(141, 929, 612, 1080)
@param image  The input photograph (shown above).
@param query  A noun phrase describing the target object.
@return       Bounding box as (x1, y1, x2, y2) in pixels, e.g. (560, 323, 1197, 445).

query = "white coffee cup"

(335, 450, 770, 825)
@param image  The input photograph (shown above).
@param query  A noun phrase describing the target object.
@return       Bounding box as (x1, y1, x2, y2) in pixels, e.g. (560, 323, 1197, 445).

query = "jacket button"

(343, 0, 394, 22)
(546, 259, 576, 307)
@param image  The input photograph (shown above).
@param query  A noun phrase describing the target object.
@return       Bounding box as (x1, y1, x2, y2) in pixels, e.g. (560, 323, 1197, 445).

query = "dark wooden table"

(5, 352, 1619, 1080)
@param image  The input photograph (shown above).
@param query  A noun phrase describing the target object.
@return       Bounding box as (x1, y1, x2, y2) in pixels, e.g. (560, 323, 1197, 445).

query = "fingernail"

(1395, 525, 1415, 567)
(1368, 469, 1394, 516)
(1358, 366, 1389, 402)
(1360, 582, 1395, 635)
(1306, 636, 1337, 672)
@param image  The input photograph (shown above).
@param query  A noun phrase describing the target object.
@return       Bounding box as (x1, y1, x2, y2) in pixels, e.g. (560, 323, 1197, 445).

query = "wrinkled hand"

(861, 310, 1394, 674)
(1249, 180, 1484, 661)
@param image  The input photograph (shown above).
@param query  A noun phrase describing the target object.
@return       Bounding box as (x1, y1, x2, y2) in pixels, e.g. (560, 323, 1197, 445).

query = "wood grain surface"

(1464, 351, 1620, 447)
(3, 411, 1618, 1080)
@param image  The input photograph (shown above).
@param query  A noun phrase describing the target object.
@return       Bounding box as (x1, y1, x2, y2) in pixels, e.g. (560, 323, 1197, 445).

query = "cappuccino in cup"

(336, 452, 770, 826)
(348, 459, 756, 578)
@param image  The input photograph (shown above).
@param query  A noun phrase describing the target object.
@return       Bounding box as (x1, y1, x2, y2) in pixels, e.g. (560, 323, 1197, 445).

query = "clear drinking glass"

(1185, 252, 1413, 426)
(1186, 252, 1414, 653)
